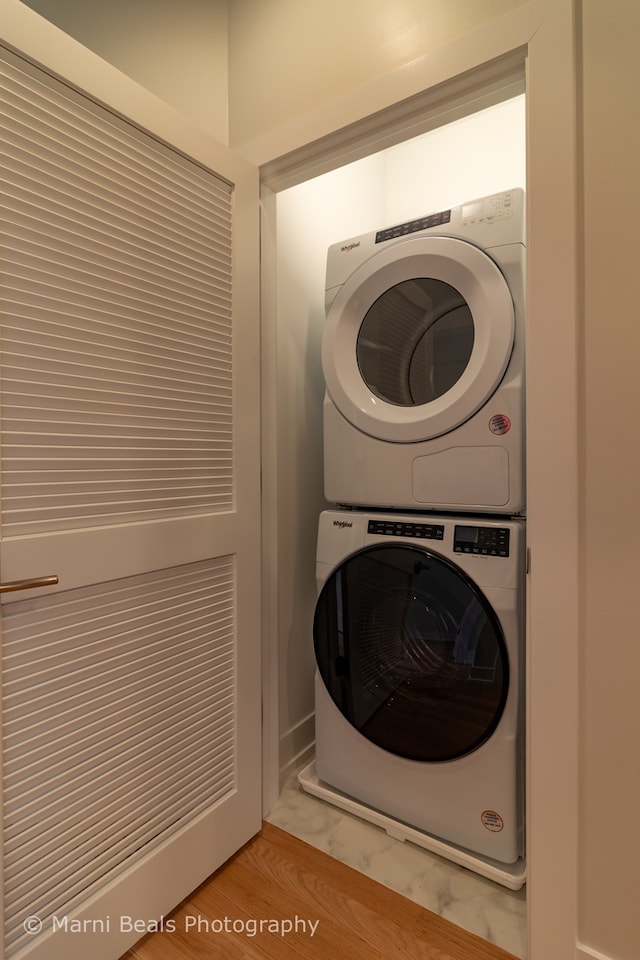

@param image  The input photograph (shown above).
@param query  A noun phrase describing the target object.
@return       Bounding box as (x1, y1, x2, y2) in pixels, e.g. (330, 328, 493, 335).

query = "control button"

(368, 520, 445, 540)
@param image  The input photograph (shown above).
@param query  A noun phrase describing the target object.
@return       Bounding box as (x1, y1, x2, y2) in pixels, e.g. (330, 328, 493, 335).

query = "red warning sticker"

(489, 414, 511, 436)
(481, 810, 504, 833)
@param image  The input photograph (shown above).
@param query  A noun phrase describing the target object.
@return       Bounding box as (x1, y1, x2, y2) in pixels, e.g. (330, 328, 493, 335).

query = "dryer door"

(314, 543, 509, 762)
(322, 236, 515, 443)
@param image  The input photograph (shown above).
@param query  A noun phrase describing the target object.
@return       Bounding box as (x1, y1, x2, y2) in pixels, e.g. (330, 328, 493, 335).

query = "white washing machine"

(312, 509, 525, 867)
(322, 188, 525, 513)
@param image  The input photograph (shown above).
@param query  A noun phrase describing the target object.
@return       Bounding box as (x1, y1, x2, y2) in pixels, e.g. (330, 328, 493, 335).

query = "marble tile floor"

(266, 761, 527, 959)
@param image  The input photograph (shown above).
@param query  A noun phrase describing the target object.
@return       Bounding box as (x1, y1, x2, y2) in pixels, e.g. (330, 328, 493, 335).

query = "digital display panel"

(455, 526, 479, 543)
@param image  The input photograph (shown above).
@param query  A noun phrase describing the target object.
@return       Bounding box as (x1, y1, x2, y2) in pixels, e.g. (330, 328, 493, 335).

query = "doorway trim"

(259, 49, 525, 193)
(257, 4, 579, 960)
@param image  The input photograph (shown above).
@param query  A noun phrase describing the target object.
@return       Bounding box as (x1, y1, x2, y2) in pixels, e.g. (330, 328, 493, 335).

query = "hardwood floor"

(121, 822, 517, 960)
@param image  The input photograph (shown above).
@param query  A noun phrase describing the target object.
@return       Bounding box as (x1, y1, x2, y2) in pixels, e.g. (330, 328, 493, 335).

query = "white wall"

(17, 0, 229, 141)
(228, 0, 528, 150)
(274, 155, 385, 773)
(274, 95, 526, 777)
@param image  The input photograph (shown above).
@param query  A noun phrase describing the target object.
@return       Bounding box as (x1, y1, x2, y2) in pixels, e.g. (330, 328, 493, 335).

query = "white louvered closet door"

(0, 41, 261, 960)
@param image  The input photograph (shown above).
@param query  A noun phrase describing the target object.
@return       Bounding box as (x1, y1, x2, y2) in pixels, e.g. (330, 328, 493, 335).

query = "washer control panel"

(453, 525, 510, 557)
(367, 519, 444, 541)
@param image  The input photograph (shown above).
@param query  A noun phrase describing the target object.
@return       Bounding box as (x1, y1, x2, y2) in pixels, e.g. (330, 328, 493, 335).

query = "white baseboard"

(278, 712, 315, 784)
(576, 943, 617, 960)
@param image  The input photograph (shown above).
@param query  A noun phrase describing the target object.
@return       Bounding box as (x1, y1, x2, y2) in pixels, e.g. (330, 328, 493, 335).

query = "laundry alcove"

(261, 92, 528, 952)
(265, 93, 526, 794)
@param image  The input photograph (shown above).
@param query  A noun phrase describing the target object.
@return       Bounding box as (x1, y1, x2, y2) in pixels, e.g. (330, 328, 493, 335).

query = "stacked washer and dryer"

(299, 188, 527, 888)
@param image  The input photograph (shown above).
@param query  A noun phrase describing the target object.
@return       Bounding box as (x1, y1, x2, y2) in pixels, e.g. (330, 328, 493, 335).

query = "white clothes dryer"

(313, 509, 525, 866)
(322, 188, 525, 513)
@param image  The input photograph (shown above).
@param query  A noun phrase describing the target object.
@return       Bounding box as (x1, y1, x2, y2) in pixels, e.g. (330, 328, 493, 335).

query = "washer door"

(322, 236, 515, 442)
(314, 543, 509, 762)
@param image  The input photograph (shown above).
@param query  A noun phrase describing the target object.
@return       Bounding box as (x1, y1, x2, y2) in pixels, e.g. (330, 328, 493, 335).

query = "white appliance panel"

(322, 189, 525, 513)
(313, 509, 525, 866)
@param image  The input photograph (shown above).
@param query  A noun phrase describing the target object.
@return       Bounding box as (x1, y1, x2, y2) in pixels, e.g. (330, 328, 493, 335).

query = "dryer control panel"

(375, 208, 451, 244)
(454, 525, 510, 558)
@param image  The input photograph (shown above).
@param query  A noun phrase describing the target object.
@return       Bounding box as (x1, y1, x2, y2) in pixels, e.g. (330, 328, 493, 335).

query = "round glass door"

(314, 543, 509, 762)
(356, 278, 475, 407)
(321, 236, 515, 443)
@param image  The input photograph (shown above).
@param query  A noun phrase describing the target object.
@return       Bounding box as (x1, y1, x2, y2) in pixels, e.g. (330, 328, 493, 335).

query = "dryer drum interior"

(356, 277, 475, 408)
(314, 543, 509, 763)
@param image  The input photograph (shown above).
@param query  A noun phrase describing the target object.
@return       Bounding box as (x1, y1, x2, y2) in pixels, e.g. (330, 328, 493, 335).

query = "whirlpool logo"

(333, 519, 353, 529)
(340, 241, 360, 253)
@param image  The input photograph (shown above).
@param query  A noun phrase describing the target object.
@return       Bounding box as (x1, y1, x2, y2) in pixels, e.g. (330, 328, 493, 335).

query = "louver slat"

(1, 558, 236, 955)
(0, 49, 234, 537)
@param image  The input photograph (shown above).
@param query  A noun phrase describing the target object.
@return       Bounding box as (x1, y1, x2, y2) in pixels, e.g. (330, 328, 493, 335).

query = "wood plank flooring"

(121, 822, 518, 960)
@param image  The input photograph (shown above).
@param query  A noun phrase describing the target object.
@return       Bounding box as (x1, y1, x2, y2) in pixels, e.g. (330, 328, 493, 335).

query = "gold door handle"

(0, 575, 59, 594)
